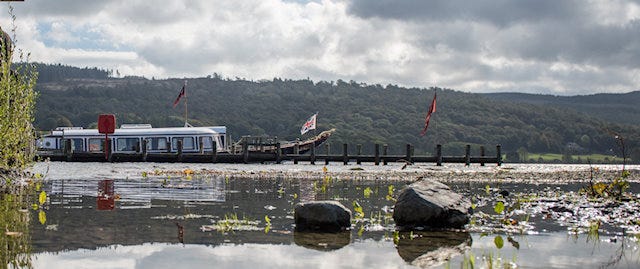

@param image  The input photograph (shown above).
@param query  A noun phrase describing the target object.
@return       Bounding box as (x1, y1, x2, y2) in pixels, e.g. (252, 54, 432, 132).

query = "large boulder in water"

(295, 201, 351, 232)
(393, 180, 471, 230)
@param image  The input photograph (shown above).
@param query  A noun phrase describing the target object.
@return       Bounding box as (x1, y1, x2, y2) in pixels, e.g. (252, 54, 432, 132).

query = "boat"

(36, 124, 335, 161)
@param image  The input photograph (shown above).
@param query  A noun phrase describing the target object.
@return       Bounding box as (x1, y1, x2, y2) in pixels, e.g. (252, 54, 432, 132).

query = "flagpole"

(184, 80, 188, 127)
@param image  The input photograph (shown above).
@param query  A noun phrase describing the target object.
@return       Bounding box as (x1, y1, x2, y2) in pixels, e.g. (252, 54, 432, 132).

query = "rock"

(393, 180, 471, 230)
(294, 201, 351, 232)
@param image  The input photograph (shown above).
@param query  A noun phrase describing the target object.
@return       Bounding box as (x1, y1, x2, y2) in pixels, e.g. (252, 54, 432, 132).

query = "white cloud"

(1, 0, 639, 95)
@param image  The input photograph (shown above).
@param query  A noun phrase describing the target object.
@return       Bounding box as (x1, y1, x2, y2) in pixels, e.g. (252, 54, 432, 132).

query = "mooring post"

(496, 145, 502, 166)
(436, 144, 442, 166)
(405, 144, 412, 164)
(243, 139, 249, 164)
(465, 144, 471, 166)
(325, 143, 330, 165)
(480, 146, 486, 166)
(310, 144, 316, 165)
(356, 144, 362, 165)
(64, 139, 73, 162)
(343, 143, 348, 165)
(275, 142, 281, 164)
(107, 138, 113, 162)
(199, 137, 204, 154)
(374, 144, 380, 165)
(383, 144, 388, 165)
(294, 143, 299, 164)
(212, 140, 218, 163)
(177, 140, 183, 162)
(141, 139, 148, 162)
(166, 141, 171, 153)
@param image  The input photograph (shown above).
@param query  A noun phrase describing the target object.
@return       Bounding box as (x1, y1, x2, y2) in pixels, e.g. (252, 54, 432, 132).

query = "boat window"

(146, 137, 168, 150)
(116, 138, 140, 152)
(71, 138, 84, 152)
(172, 137, 195, 150)
(202, 136, 213, 149)
(88, 138, 105, 152)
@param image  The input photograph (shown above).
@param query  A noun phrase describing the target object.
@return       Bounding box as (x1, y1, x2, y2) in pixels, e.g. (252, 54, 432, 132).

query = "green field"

(525, 153, 627, 164)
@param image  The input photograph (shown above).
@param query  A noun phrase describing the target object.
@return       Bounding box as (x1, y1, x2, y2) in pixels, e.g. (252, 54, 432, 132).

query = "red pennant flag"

(420, 92, 437, 136)
(172, 84, 186, 108)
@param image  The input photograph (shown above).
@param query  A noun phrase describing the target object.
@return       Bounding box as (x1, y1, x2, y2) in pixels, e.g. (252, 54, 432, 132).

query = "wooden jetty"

(38, 139, 502, 166)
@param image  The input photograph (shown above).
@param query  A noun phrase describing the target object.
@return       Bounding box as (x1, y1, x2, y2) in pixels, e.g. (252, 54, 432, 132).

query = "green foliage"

(0, 54, 38, 171)
(29, 65, 640, 159)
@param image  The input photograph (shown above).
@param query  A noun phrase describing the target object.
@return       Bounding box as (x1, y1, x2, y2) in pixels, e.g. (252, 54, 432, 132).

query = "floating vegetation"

(200, 213, 261, 233)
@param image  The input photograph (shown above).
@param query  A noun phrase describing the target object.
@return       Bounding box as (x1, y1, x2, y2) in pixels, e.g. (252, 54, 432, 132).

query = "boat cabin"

(37, 125, 227, 154)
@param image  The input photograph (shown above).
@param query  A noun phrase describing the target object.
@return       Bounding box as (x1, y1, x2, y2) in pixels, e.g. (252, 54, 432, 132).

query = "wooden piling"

(243, 139, 249, 164)
(383, 144, 388, 165)
(107, 138, 112, 162)
(405, 144, 412, 164)
(343, 143, 348, 165)
(374, 144, 380, 165)
(356, 144, 362, 165)
(325, 143, 330, 165)
(212, 141, 218, 163)
(177, 140, 183, 162)
(199, 137, 204, 154)
(465, 145, 471, 166)
(293, 143, 299, 164)
(436, 144, 442, 166)
(480, 146, 485, 166)
(310, 143, 316, 165)
(64, 139, 73, 162)
(166, 141, 171, 153)
(275, 142, 281, 164)
(496, 145, 502, 166)
(141, 139, 148, 162)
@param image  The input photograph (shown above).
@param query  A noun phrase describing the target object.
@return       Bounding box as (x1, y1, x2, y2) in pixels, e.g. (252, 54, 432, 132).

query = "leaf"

(363, 187, 372, 198)
(494, 201, 505, 214)
(485, 184, 491, 195)
(508, 236, 520, 250)
(39, 191, 47, 205)
(264, 215, 271, 225)
(494, 235, 504, 249)
(38, 210, 47, 225)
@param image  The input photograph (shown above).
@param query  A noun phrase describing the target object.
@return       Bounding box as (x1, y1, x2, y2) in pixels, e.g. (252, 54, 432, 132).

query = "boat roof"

(61, 126, 226, 137)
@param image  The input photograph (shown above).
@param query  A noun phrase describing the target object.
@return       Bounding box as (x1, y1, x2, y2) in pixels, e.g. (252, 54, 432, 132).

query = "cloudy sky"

(2, 0, 640, 95)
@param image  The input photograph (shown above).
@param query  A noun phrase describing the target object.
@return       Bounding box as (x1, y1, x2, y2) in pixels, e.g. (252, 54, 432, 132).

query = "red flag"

(172, 84, 186, 108)
(420, 92, 437, 136)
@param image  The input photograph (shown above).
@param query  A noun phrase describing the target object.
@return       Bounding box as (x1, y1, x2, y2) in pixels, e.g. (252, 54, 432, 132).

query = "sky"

(1, 0, 640, 95)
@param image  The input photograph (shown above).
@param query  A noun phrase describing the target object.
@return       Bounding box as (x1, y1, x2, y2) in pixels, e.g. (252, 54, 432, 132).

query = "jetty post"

(374, 144, 380, 165)
(293, 143, 299, 164)
(324, 144, 330, 165)
(342, 144, 348, 165)
(310, 143, 316, 165)
(383, 144, 388, 165)
(480, 146, 485, 166)
(198, 137, 204, 154)
(177, 140, 183, 162)
(242, 139, 249, 164)
(405, 144, 412, 164)
(465, 145, 471, 166)
(436, 144, 442, 166)
(141, 139, 148, 162)
(64, 139, 73, 162)
(212, 141, 218, 163)
(275, 142, 281, 164)
(356, 144, 362, 165)
(496, 145, 502, 166)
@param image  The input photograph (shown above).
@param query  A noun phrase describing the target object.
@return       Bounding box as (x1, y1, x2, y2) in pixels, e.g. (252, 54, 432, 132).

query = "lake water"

(12, 162, 640, 268)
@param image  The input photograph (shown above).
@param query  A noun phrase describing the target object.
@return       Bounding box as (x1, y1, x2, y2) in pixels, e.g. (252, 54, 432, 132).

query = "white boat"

(37, 124, 227, 154)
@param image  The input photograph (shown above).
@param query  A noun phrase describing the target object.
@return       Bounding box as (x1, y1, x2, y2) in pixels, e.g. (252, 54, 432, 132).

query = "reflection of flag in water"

(420, 92, 437, 136)
(300, 113, 317, 135)
(172, 83, 186, 108)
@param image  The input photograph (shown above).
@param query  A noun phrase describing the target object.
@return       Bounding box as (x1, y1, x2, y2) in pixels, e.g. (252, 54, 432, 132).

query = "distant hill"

(484, 91, 640, 125)
(31, 63, 640, 162)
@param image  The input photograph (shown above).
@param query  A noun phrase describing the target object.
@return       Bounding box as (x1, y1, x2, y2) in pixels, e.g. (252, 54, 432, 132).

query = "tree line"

(32, 63, 640, 163)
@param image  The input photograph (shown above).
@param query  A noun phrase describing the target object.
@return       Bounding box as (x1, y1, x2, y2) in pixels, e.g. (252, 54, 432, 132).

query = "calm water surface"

(21, 162, 640, 268)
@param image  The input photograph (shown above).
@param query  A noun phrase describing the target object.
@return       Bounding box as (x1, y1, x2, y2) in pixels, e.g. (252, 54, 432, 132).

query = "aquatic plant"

(200, 213, 261, 233)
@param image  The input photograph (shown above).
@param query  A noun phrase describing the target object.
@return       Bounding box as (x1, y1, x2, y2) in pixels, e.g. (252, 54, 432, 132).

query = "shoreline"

(26, 161, 640, 184)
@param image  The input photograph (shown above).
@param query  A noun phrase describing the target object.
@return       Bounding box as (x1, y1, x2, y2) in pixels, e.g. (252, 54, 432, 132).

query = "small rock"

(294, 201, 351, 232)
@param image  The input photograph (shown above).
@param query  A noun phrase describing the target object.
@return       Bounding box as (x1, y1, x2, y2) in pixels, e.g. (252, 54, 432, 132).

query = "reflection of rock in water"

(396, 231, 471, 268)
(293, 231, 351, 251)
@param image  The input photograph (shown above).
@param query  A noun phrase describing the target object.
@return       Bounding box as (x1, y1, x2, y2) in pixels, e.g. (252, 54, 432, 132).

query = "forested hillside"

(484, 92, 640, 125)
(32, 64, 640, 162)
